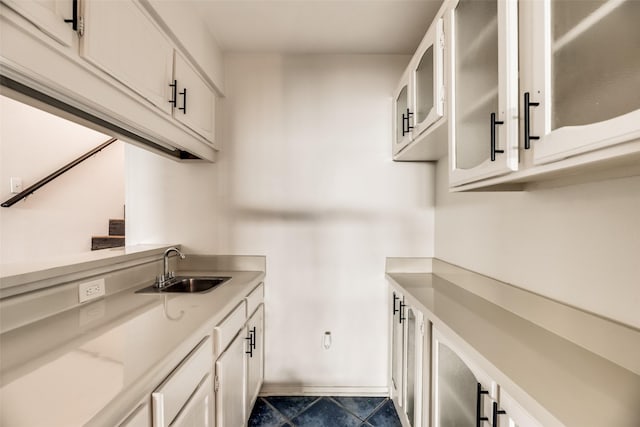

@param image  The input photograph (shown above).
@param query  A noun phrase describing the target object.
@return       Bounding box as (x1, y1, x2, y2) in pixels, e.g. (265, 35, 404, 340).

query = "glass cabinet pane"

(437, 343, 476, 427)
(416, 46, 435, 125)
(396, 85, 409, 145)
(552, 0, 640, 129)
(454, 0, 499, 170)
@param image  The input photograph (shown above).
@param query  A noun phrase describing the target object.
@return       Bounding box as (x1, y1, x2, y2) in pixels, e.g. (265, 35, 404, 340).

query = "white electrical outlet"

(78, 278, 105, 303)
(10, 177, 22, 194)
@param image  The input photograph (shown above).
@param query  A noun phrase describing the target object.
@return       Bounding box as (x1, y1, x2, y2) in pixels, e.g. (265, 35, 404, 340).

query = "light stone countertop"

(0, 268, 265, 427)
(387, 272, 640, 427)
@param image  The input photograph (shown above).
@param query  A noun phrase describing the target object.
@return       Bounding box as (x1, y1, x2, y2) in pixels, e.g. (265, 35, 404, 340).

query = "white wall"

(126, 54, 436, 389)
(0, 95, 124, 266)
(434, 158, 640, 329)
(221, 54, 434, 389)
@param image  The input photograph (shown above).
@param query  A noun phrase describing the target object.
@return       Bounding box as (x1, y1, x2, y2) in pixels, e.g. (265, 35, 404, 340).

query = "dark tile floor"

(248, 396, 402, 427)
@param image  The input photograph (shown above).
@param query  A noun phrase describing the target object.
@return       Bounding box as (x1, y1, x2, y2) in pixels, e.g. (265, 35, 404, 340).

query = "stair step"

(109, 219, 125, 236)
(92, 236, 125, 251)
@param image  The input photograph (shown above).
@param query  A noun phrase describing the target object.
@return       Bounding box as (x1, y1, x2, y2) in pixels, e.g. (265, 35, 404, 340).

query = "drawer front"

(214, 301, 247, 355)
(152, 336, 212, 427)
(246, 283, 264, 316)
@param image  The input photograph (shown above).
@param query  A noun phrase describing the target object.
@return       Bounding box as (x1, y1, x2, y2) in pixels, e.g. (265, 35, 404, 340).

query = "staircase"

(91, 218, 125, 250)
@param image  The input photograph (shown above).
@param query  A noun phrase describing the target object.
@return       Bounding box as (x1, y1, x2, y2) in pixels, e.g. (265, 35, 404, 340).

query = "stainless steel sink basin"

(136, 276, 231, 294)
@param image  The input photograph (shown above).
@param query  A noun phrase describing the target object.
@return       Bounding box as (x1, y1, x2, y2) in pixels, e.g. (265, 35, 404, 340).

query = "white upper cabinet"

(393, 15, 447, 161)
(448, 0, 519, 186)
(412, 18, 445, 140)
(80, 0, 216, 144)
(393, 70, 413, 155)
(521, 0, 640, 165)
(80, 0, 174, 115)
(173, 52, 216, 143)
(2, 0, 76, 46)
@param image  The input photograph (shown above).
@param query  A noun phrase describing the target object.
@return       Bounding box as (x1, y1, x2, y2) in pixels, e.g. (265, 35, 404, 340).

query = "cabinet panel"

(393, 74, 412, 153)
(245, 304, 264, 417)
(448, 0, 519, 186)
(526, 0, 640, 165)
(171, 374, 214, 427)
(390, 291, 404, 404)
(215, 331, 246, 427)
(152, 337, 212, 427)
(214, 301, 246, 356)
(2, 0, 75, 46)
(80, 0, 173, 115)
(173, 52, 216, 143)
(433, 330, 497, 427)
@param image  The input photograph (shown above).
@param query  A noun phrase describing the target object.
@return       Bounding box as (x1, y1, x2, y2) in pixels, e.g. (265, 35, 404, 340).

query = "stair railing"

(1, 137, 118, 207)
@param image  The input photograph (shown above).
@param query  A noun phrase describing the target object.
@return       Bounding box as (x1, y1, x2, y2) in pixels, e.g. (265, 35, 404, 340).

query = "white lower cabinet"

(151, 336, 213, 427)
(245, 304, 265, 417)
(432, 327, 543, 427)
(215, 330, 247, 427)
(389, 289, 430, 427)
(433, 329, 497, 427)
(213, 283, 265, 427)
(170, 374, 214, 427)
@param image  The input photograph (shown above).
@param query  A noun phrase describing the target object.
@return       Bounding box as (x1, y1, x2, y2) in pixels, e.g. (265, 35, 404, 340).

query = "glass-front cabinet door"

(433, 330, 498, 427)
(448, 0, 519, 186)
(522, 0, 640, 165)
(393, 71, 413, 155)
(412, 18, 445, 139)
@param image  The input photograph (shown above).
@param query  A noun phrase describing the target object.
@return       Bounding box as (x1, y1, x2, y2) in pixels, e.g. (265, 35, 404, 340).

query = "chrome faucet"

(156, 247, 186, 288)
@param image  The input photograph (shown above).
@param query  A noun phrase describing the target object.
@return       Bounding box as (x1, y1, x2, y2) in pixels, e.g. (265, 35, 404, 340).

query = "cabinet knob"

(490, 112, 504, 161)
(524, 92, 540, 150)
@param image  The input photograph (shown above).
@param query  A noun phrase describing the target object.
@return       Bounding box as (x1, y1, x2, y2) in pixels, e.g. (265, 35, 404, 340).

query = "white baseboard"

(259, 384, 389, 397)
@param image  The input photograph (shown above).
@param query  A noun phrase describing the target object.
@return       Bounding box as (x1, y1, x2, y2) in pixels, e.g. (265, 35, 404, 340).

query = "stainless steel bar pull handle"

(490, 113, 504, 161)
(524, 92, 540, 149)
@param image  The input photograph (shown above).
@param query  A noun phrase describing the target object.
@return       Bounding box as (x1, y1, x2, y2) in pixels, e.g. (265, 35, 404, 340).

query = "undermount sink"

(136, 276, 231, 294)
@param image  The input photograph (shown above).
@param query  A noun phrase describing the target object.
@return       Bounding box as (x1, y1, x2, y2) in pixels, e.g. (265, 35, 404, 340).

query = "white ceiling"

(192, 1, 444, 54)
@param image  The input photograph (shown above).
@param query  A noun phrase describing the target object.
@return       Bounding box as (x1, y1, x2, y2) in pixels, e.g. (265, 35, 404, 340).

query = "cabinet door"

(152, 337, 212, 427)
(403, 307, 425, 427)
(2, 0, 75, 46)
(173, 52, 216, 143)
(80, 0, 173, 114)
(448, 0, 519, 186)
(215, 331, 246, 427)
(245, 304, 264, 417)
(412, 17, 445, 139)
(390, 291, 404, 405)
(522, 0, 640, 165)
(433, 330, 497, 427)
(392, 71, 413, 156)
(171, 374, 214, 427)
